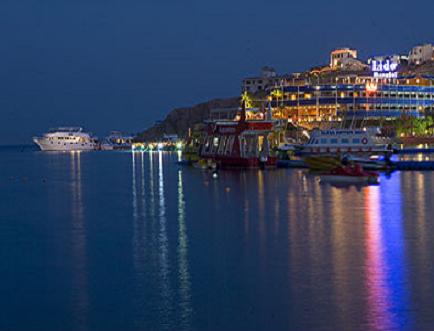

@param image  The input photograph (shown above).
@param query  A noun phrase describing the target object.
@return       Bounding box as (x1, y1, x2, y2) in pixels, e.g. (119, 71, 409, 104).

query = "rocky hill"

(136, 97, 240, 141)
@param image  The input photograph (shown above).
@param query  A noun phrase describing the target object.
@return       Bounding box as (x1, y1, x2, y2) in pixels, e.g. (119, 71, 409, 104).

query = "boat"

(304, 154, 395, 172)
(199, 102, 278, 168)
(192, 158, 217, 170)
(301, 128, 393, 156)
(276, 149, 306, 168)
(182, 124, 206, 164)
(304, 155, 342, 171)
(318, 164, 379, 184)
(341, 154, 396, 171)
(101, 131, 134, 150)
(277, 159, 307, 168)
(33, 127, 98, 151)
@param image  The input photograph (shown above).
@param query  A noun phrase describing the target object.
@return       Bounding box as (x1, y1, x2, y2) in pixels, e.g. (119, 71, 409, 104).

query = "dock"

(395, 147, 434, 154)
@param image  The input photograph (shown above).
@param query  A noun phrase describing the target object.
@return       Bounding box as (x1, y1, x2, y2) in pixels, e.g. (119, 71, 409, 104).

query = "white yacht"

(301, 128, 392, 155)
(100, 131, 134, 150)
(33, 127, 98, 151)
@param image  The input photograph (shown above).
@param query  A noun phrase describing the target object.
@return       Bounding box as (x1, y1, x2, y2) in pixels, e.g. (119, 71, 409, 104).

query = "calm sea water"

(1, 146, 434, 331)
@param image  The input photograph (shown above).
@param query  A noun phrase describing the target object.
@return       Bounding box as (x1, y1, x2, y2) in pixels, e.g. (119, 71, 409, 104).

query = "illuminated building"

(330, 48, 358, 69)
(243, 45, 434, 126)
(409, 44, 434, 65)
(269, 75, 434, 125)
(242, 67, 298, 94)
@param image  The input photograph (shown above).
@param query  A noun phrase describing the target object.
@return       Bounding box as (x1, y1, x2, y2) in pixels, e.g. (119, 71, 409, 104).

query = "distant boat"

(33, 127, 98, 151)
(101, 131, 134, 150)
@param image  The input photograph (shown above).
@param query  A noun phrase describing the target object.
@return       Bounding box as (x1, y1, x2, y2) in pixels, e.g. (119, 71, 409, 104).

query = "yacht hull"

(33, 138, 97, 151)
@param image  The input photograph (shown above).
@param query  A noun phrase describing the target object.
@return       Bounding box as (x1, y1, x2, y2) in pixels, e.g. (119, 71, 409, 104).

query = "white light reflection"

(157, 151, 172, 324)
(132, 151, 147, 284)
(70, 151, 89, 331)
(177, 169, 192, 329)
(149, 151, 155, 218)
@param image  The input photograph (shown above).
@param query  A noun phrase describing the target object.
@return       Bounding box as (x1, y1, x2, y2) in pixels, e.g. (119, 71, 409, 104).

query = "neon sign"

(371, 59, 398, 79)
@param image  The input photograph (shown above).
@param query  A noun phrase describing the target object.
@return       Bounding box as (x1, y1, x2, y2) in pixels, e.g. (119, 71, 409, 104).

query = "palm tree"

(241, 91, 254, 109)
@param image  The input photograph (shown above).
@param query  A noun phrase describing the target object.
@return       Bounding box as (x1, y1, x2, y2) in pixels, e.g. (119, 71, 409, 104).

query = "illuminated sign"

(371, 59, 398, 79)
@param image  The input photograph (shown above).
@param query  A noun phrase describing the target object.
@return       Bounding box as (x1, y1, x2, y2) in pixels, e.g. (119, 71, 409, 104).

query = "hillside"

(136, 97, 240, 141)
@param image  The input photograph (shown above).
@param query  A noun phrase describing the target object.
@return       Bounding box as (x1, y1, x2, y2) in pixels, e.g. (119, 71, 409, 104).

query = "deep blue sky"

(1, 0, 433, 144)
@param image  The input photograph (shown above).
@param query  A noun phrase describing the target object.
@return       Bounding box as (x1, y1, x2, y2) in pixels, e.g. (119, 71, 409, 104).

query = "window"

(225, 136, 235, 155)
(218, 136, 227, 155)
(211, 137, 219, 153)
(243, 135, 257, 157)
(341, 138, 349, 144)
(330, 138, 338, 144)
(203, 137, 212, 154)
(320, 138, 327, 144)
(352, 138, 360, 144)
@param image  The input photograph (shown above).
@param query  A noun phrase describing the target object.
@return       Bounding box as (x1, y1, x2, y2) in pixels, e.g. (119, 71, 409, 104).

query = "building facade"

(242, 67, 287, 94)
(269, 76, 434, 125)
(409, 44, 434, 65)
(209, 107, 239, 121)
(330, 48, 358, 69)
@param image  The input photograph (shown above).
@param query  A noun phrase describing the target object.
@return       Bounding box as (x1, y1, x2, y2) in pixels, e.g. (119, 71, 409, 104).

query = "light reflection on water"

(157, 151, 172, 327)
(69, 151, 89, 331)
(177, 167, 193, 329)
(365, 185, 394, 331)
(2, 149, 434, 331)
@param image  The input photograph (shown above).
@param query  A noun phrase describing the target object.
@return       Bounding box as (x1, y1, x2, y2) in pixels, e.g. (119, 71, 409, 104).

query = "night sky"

(1, 0, 433, 144)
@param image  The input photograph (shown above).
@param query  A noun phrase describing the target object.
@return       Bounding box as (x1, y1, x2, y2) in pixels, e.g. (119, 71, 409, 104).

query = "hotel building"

(271, 75, 434, 127)
(265, 48, 434, 127)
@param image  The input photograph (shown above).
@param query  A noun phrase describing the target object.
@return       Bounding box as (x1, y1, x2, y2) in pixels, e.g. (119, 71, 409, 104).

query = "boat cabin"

(302, 129, 390, 155)
(200, 118, 277, 168)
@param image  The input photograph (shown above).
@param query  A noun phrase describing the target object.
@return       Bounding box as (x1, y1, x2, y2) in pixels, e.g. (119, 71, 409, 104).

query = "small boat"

(277, 159, 307, 168)
(319, 164, 379, 185)
(192, 159, 217, 170)
(101, 131, 134, 150)
(304, 154, 395, 172)
(304, 155, 341, 171)
(183, 124, 206, 164)
(341, 154, 395, 171)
